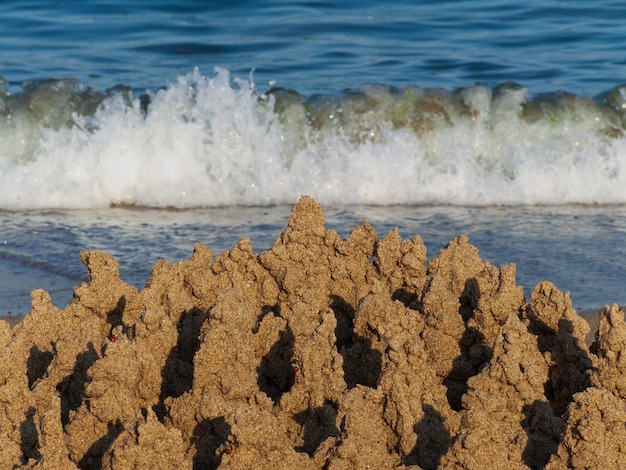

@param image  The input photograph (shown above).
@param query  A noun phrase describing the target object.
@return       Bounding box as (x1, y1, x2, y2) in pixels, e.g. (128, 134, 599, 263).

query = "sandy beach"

(2, 196, 625, 469)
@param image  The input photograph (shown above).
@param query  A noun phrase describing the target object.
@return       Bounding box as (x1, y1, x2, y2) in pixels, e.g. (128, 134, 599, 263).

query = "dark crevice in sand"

(459, 278, 480, 323)
(293, 400, 340, 457)
(156, 308, 204, 421)
(27, 345, 54, 389)
(405, 404, 450, 470)
(191, 416, 231, 470)
(19, 406, 41, 464)
(391, 288, 422, 311)
(526, 299, 595, 416)
(330, 295, 354, 352)
(78, 420, 123, 470)
(442, 278, 493, 411)
(106, 296, 134, 339)
(521, 400, 561, 469)
(57, 341, 99, 427)
(443, 326, 491, 411)
(549, 318, 594, 415)
(331, 295, 382, 390)
(257, 325, 296, 405)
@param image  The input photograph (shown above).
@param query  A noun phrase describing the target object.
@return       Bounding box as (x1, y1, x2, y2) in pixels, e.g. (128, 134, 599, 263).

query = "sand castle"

(1, 196, 625, 469)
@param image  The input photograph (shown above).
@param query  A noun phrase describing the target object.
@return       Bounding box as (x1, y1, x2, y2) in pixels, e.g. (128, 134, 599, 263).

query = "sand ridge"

(1, 196, 625, 469)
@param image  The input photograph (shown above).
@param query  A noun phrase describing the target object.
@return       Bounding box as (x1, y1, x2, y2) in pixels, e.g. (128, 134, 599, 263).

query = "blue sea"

(1, 0, 626, 317)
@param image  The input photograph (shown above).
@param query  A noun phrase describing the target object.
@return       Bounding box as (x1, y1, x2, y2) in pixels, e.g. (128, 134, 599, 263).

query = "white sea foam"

(1, 67, 626, 210)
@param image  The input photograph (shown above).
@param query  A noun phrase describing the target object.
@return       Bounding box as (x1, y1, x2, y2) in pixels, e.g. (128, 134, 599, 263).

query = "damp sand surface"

(2, 197, 626, 469)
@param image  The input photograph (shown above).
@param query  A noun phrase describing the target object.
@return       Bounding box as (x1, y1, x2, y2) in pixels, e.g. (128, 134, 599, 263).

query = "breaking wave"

(1, 67, 626, 209)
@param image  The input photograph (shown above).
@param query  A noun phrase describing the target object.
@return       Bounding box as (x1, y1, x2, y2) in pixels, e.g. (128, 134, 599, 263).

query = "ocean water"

(1, 0, 626, 316)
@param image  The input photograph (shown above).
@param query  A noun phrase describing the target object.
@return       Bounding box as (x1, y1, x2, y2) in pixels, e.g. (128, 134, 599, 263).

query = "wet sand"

(1, 196, 625, 469)
(0, 316, 21, 328)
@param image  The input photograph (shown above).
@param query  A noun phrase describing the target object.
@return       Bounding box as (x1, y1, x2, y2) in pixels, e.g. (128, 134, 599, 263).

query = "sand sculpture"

(1, 196, 625, 469)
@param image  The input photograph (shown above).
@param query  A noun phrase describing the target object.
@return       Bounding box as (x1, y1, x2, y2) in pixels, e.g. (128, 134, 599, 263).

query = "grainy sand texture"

(2, 196, 626, 469)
